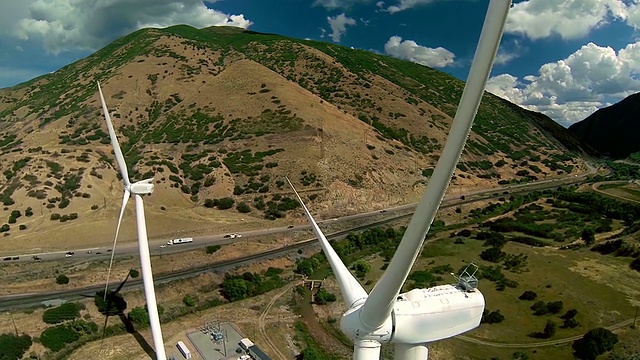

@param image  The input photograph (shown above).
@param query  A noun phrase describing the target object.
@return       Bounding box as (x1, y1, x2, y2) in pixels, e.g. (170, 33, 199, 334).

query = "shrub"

(0, 224, 9, 232)
(94, 290, 127, 315)
(481, 309, 505, 324)
(183, 294, 196, 307)
(42, 303, 81, 324)
(236, 202, 251, 213)
(519, 290, 537, 301)
(50, 213, 61, 221)
(25, 207, 33, 217)
(206, 245, 221, 254)
(56, 274, 69, 285)
(129, 269, 139, 278)
(39, 320, 97, 352)
(19, 224, 26, 230)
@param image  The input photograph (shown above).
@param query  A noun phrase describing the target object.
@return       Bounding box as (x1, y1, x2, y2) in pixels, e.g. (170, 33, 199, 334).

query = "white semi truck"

(167, 237, 193, 245)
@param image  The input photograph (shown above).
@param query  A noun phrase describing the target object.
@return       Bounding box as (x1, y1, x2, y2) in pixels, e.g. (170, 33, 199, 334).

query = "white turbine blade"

(133, 194, 166, 360)
(97, 82, 131, 186)
(103, 189, 129, 300)
(286, 177, 368, 307)
(360, 0, 511, 330)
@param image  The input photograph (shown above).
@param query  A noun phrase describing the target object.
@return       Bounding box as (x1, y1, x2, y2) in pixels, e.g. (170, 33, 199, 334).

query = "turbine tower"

(97, 82, 167, 360)
(288, 1, 511, 359)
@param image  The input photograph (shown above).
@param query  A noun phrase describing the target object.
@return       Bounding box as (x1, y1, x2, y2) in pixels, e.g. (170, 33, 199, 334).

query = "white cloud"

(327, 13, 356, 42)
(314, 0, 371, 10)
(386, 0, 436, 14)
(487, 41, 640, 126)
(11, 0, 252, 54)
(504, 0, 628, 40)
(494, 40, 525, 66)
(384, 35, 455, 68)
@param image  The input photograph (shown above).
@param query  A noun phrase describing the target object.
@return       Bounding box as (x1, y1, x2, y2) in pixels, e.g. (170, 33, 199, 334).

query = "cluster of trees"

(572, 328, 618, 360)
(43, 302, 82, 324)
(221, 269, 284, 302)
(477, 264, 519, 291)
(476, 231, 529, 274)
(530, 320, 556, 339)
(530, 300, 563, 316)
(295, 254, 326, 277)
(555, 191, 640, 225)
(313, 288, 337, 305)
(0, 333, 32, 360)
(40, 320, 98, 351)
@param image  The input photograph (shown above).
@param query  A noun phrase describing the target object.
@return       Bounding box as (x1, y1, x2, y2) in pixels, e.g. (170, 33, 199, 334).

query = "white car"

(160, 245, 166, 248)
(65, 251, 74, 257)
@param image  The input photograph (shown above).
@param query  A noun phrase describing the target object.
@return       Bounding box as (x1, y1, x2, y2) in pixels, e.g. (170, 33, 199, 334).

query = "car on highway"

(3, 257, 11, 261)
(65, 251, 74, 257)
(32, 256, 42, 261)
(160, 245, 166, 248)
(287, 225, 294, 229)
(11, 256, 19, 260)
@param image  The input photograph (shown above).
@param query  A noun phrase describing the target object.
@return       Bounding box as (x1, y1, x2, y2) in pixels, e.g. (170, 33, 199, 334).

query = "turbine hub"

(130, 178, 154, 195)
(340, 303, 393, 343)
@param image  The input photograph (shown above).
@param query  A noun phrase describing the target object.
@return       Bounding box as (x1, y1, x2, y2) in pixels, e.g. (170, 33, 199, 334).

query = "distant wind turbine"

(98, 82, 167, 360)
(288, 1, 511, 359)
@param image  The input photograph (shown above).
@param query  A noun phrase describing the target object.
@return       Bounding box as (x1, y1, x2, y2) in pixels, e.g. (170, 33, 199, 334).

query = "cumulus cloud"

(384, 35, 455, 68)
(314, 0, 371, 10)
(504, 0, 628, 40)
(494, 40, 525, 66)
(386, 0, 437, 14)
(487, 41, 640, 126)
(11, 0, 252, 54)
(327, 13, 356, 42)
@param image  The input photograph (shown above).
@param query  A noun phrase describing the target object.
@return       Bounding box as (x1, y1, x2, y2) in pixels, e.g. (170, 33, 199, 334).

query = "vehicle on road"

(167, 237, 194, 245)
(32, 256, 42, 261)
(11, 256, 19, 260)
(160, 245, 166, 248)
(287, 225, 294, 229)
(86, 250, 92, 254)
(3, 257, 11, 261)
(65, 252, 74, 257)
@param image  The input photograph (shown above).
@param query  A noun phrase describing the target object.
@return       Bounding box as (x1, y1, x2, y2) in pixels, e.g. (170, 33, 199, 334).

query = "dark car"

(11, 256, 19, 260)
(3, 257, 11, 261)
(32, 256, 42, 261)
(287, 225, 294, 229)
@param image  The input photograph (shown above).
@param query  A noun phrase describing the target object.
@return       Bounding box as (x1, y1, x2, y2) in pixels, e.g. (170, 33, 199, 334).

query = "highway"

(1, 166, 596, 264)
(0, 166, 598, 310)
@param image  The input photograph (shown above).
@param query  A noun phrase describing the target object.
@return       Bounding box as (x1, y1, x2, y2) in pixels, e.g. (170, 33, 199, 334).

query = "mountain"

(0, 25, 590, 252)
(569, 92, 640, 159)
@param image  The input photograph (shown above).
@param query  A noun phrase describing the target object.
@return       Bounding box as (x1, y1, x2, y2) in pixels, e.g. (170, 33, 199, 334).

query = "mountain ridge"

(0, 25, 591, 252)
(569, 92, 640, 159)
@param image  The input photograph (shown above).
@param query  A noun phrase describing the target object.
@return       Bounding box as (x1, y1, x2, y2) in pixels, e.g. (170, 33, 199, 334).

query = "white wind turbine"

(97, 82, 167, 360)
(288, 1, 511, 359)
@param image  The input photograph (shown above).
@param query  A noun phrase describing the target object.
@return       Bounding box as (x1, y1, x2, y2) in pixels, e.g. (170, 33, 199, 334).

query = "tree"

(352, 260, 371, 277)
(480, 247, 506, 263)
(222, 278, 248, 302)
(94, 290, 127, 315)
(530, 300, 548, 315)
(481, 309, 505, 324)
(572, 328, 618, 360)
(0, 224, 9, 232)
(217, 197, 235, 210)
(519, 290, 537, 301)
(129, 269, 139, 278)
(128, 307, 150, 328)
(25, 207, 33, 217)
(542, 320, 557, 338)
(561, 309, 578, 320)
(56, 274, 69, 285)
(582, 227, 596, 245)
(546, 301, 563, 314)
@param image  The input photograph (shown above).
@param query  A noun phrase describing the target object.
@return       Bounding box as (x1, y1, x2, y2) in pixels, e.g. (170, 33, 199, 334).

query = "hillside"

(568, 92, 640, 159)
(0, 25, 590, 252)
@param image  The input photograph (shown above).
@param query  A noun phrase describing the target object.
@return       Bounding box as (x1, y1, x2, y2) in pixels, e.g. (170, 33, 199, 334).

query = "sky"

(0, 0, 639, 127)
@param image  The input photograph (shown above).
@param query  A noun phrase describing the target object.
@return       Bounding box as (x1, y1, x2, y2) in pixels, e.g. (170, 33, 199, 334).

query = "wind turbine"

(288, 1, 511, 359)
(97, 82, 167, 360)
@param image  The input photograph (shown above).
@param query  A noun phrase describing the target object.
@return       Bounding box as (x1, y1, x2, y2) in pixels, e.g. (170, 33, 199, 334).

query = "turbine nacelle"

(340, 285, 484, 346)
(128, 178, 154, 195)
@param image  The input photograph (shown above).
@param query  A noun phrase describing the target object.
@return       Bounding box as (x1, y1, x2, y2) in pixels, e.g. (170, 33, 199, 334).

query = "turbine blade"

(360, 0, 511, 330)
(103, 189, 129, 300)
(286, 177, 367, 307)
(97, 82, 130, 186)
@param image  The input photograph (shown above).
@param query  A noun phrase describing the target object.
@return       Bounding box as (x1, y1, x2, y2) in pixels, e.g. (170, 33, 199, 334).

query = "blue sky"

(1, 0, 639, 127)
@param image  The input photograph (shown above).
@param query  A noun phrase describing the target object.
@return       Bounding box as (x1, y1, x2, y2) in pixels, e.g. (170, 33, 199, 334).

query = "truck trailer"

(167, 237, 194, 245)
